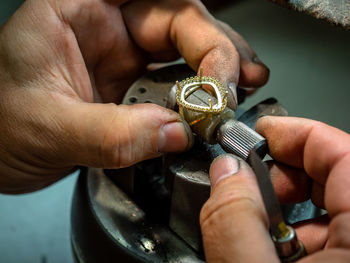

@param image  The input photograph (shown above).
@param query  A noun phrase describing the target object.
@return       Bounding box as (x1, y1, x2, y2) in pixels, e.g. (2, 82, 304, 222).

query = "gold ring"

(175, 76, 227, 114)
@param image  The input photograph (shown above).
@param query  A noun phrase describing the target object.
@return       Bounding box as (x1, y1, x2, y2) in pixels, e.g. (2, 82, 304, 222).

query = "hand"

(200, 116, 350, 262)
(0, 0, 268, 193)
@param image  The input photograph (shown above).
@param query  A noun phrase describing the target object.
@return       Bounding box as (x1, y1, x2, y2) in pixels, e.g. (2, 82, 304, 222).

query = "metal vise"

(70, 64, 315, 263)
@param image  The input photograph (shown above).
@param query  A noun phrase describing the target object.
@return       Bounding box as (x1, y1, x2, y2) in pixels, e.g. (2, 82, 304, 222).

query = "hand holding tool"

(175, 73, 267, 160)
(248, 150, 307, 262)
(174, 70, 306, 261)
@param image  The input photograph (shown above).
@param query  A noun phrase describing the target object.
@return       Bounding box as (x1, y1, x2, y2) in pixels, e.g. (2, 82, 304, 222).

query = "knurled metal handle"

(217, 119, 267, 160)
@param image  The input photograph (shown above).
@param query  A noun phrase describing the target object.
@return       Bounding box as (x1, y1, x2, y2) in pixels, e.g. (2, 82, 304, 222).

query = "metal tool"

(248, 150, 307, 262)
(71, 64, 316, 263)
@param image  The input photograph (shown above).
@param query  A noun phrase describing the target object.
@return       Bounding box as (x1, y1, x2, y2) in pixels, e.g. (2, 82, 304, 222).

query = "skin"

(200, 116, 350, 262)
(2, 2, 348, 261)
(0, 0, 269, 194)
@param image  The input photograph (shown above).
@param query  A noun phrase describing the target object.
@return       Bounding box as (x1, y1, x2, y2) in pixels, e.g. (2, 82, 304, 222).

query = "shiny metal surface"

(272, 226, 307, 262)
(218, 120, 267, 160)
(179, 89, 235, 143)
(248, 150, 286, 238)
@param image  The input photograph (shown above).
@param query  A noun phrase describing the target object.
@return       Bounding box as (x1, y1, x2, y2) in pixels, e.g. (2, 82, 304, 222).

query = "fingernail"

(252, 56, 262, 64)
(257, 114, 269, 119)
(227, 82, 238, 110)
(252, 56, 267, 68)
(210, 154, 240, 187)
(158, 121, 193, 153)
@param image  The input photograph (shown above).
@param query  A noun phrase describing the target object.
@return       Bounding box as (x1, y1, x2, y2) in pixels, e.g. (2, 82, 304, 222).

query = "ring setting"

(175, 75, 227, 114)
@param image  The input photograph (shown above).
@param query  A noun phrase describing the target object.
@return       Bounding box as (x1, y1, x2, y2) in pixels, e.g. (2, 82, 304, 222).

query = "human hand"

(0, 0, 268, 193)
(200, 116, 350, 262)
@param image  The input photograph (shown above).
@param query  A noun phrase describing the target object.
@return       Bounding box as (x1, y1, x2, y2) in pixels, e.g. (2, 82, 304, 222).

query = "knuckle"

(200, 185, 263, 229)
(99, 104, 136, 168)
(99, 104, 164, 168)
(329, 213, 350, 249)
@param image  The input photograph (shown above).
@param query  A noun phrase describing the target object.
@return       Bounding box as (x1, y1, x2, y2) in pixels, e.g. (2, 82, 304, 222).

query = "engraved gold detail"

(175, 76, 227, 114)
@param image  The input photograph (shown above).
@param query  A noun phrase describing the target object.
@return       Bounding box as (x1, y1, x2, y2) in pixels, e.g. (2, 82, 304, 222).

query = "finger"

(218, 21, 270, 89)
(59, 102, 193, 168)
(293, 215, 329, 253)
(311, 181, 325, 208)
(122, 1, 241, 109)
(256, 116, 350, 184)
(268, 161, 311, 204)
(169, 4, 241, 109)
(256, 116, 350, 216)
(297, 249, 350, 263)
(327, 212, 350, 249)
(200, 154, 279, 263)
(63, 0, 148, 103)
(269, 161, 325, 207)
(325, 153, 350, 216)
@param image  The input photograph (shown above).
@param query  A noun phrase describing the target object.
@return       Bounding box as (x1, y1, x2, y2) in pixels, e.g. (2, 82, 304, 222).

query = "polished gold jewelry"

(175, 75, 227, 114)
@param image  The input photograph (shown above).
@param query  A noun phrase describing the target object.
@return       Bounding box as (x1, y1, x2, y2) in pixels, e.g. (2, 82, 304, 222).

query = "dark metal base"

(71, 168, 204, 263)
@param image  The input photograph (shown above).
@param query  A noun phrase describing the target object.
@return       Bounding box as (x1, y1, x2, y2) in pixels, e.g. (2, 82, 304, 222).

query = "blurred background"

(0, 0, 349, 262)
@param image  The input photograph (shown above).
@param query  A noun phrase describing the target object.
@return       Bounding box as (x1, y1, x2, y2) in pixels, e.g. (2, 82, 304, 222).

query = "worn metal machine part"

(71, 168, 204, 263)
(71, 64, 317, 262)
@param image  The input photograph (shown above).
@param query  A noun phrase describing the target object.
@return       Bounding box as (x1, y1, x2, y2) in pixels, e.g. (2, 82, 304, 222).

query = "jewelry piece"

(175, 75, 227, 114)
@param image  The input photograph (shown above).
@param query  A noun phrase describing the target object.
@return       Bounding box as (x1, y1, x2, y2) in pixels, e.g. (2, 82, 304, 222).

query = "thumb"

(60, 102, 192, 168)
(200, 154, 279, 263)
